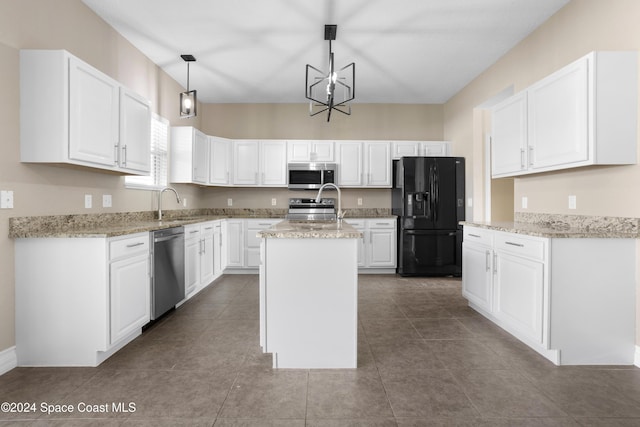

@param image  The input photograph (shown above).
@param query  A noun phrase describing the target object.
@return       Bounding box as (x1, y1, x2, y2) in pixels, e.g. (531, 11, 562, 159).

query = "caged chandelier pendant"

(305, 25, 355, 122)
(179, 54, 197, 118)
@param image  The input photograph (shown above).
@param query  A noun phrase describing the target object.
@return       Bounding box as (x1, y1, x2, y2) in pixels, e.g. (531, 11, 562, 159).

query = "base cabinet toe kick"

(462, 225, 636, 366)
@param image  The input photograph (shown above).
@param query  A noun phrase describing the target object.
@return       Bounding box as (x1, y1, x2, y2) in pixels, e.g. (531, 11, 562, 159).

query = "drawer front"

(247, 219, 279, 248)
(109, 233, 150, 260)
(463, 226, 493, 246)
(494, 232, 546, 261)
(184, 224, 201, 240)
(346, 219, 366, 229)
(200, 221, 215, 236)
(367, 219, 396, 229)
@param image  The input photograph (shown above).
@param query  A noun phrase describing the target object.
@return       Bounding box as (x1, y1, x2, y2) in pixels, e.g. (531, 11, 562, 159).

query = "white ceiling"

(82, 0, 569, 104)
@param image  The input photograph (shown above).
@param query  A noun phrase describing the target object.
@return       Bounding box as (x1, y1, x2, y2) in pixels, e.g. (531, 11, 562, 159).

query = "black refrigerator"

(392, 157, 465, 276)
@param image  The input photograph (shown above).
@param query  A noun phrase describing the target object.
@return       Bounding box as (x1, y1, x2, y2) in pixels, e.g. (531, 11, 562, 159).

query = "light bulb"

(183, 98, 192, 109)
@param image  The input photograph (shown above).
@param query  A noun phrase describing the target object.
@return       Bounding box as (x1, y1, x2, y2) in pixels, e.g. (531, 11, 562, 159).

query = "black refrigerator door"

(398, 228, 462, 276)
(431, 158, 460, 230)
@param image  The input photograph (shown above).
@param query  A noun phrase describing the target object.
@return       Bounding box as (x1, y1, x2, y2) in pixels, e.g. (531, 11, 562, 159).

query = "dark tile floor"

(1, 274, 640, 426)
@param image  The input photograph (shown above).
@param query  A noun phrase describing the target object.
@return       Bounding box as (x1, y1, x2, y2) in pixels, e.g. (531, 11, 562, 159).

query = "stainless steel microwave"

(287, 162, 337, 190)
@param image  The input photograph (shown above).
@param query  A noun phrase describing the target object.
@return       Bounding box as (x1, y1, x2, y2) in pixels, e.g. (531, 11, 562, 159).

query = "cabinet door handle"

(529, 146, 534, 166)
(204, 226, 213, 230)
(468, 233, 481, 238)
(493, 252, 498, 274)
(122, 144, 127, 166)
(485, 250, 491, 272)
(505, 241, 525, 247)
(126, 242, 144, 248)
(520, 148, 525, 169)
(190, 230, 199, 234)
(114, 144, 119, 165)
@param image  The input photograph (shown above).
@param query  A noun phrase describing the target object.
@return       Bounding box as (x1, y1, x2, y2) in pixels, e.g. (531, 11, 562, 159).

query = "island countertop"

(257, 220, 362, 239)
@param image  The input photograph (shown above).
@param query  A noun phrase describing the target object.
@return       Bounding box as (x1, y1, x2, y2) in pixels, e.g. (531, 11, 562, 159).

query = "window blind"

(125, 113, 168, 190)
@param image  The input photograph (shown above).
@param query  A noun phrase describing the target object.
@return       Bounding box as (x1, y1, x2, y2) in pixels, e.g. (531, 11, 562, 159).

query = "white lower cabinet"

(15, 232, 150, 367)
(184, 221, 218, 299)
(462, 225, 635, 365)
(346, 218, 396, 271)
(493, 250, 544, 345)
(223, 219, 245, 269)
(246, 219, 281, 268)
(461, 229, 493, 312)
(109, 236, 150, 345)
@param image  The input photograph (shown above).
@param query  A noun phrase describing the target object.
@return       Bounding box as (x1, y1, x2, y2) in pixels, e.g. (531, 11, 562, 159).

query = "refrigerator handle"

(432, 163, 439, 222)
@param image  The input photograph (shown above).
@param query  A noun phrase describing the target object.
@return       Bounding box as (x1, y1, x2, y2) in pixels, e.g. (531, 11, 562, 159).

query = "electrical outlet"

(357, 198, 363, 206)
(183, 197, 187, 207)
(84, 194, 92, 209)
(102, 194, 112, 208)
(271, 198, 277, 206)
(467, 198, 473, 208)
(0, 190, 14, 209)
(521, 196, 528, 209)
(227, 198, 233, 207)
(568, 195, 577, 210)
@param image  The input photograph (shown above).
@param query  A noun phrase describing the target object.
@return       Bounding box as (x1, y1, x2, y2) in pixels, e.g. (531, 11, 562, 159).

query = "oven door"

(398, 229, 462, 277)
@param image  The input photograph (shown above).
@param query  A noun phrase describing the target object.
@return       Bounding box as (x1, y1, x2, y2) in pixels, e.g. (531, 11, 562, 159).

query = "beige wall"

(0, 1, 445, 355)
(444, 0, 640, 344)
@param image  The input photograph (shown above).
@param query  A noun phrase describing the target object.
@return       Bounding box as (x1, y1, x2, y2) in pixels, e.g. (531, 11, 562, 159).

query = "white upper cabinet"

(337, 141, 391, 187)
(527, 56, 589, 170)
(492, 51, 637, 178)
(391, 141, 450, 159)
(287, 140, 334, 162)
(233, 140, 287, 186)
(68, 56, 120, 167)
(422, 141, 451, 156)
(20, 49, 151, 175)
(336, 142, 364, 186)
(170, 126, 209, 184)
(233, 140, 261, 185)
(261, 141, 287, 186)
(119, 87, 151, 174)
(492, 92, 528, 176)
(209, 136, 232, 185)
(364, 142, 392, 187)
(391, 141, 420, 159)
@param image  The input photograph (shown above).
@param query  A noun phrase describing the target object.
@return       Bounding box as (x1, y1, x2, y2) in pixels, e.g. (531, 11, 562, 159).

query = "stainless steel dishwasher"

(150, 226, 185, 320)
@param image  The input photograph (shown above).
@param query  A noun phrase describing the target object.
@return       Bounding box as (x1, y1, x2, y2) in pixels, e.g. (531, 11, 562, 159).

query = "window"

(125, 113, 168, 190)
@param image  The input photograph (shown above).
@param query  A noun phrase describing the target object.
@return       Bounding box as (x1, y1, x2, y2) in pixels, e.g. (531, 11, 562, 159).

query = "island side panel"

(549, 238, 636, 365)
(264, 237, 358, 369)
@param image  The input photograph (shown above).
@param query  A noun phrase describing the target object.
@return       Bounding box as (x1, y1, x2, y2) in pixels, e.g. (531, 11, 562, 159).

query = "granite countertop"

(9, 216, 231, 238)
(257, 220, 362, 239)
(8, 208, 393, 239)
(461, 213, 640, 239)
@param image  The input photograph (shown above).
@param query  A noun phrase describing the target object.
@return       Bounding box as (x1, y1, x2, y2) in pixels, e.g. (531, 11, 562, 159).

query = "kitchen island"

(258, 220, 362, 369)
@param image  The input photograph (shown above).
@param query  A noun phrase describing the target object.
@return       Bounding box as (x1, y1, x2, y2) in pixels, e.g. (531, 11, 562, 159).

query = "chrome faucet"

(157, 187, 181, 220)
(315, 183, 344, 222)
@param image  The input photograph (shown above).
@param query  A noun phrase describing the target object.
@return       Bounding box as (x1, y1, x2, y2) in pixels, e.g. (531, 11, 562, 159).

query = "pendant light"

(179, 54, 197, 118)
(305, 25, 355, 122)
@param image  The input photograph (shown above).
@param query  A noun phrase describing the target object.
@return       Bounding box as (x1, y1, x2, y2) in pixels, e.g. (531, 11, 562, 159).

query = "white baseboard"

(0, 346, 17, 376)
(635, 345, 640, 368)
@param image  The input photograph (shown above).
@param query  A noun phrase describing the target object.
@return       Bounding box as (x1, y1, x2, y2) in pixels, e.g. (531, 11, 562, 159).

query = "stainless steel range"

(287, 198, 336, 221)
